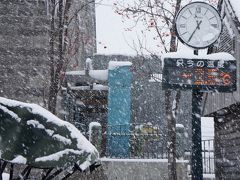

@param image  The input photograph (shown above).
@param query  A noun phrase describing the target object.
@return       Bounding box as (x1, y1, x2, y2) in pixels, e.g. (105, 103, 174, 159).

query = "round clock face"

(175, 2, 222, 49)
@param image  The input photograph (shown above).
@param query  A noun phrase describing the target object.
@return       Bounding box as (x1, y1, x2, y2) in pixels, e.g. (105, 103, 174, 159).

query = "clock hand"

(194, 14, 201, 29)
(188, 20, 202, 42)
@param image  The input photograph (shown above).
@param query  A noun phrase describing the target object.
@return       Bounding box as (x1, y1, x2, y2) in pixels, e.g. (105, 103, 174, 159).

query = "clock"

(175, 2, 222, 49)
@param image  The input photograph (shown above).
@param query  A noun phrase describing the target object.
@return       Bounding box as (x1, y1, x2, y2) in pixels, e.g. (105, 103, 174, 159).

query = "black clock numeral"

(204, 9, 208, 15)
(180, 24, 186, 28)
(196, 6, 201, 13)
(209, 16, 215, 20)
(211, 24, 218, 28)
(181, 15, 187, 19)
(188, 9, 192, 15)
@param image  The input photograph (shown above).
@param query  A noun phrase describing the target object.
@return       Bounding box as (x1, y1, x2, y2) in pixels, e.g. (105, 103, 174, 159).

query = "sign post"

(191, 50, 203, 180)
(191, 89, 203, 179)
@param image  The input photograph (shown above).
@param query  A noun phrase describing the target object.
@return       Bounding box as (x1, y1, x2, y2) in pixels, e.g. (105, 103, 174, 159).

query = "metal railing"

(106, 124, 215, 174)
(106, 123, 168, 159)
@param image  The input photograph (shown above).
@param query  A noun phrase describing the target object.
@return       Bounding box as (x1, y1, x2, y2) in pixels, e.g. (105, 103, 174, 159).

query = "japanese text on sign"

(176, 59, 225, 68)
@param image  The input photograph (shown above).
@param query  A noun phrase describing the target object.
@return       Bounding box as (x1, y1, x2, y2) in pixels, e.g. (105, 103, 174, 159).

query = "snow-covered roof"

(69, 84, 108, 91)
(89, 70, 108, 81)
(66, 70, 108, 81)
(0, 97, 99, 171)
(220, 0, 240, 34)
(108, 61, 132, 70)
(66, 61, 133, 83)
(228, 0, 240, 22)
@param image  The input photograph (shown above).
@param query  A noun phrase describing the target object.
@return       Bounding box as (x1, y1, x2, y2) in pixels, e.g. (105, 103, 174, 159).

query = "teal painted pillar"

(107, 62, 132, 158)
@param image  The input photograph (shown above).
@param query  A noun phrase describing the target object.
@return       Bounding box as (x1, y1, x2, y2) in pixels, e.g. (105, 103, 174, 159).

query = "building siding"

(205, 0, 240, 179)
(215, 109, 240, 180)
(203, 0, 240, 116)
(0, 0, 49, 105)
(0, 0, 96, 106)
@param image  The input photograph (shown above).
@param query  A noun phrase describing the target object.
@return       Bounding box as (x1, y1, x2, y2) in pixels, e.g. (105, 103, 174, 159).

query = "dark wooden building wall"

(203, 0, 240, 178)
(215, 105, 240, 179)
(203, 0, 240, 116)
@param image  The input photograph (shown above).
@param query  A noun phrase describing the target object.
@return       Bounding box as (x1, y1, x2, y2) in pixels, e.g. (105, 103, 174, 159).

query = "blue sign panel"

(107, 65, 132, 158)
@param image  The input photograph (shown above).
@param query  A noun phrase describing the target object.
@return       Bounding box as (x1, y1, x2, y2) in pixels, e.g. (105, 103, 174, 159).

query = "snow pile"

(0, 104, 21, 122)
(66, 61, 132, 83)
(89, 122, 101, 129)
(86, 58, 93, 70)
(176, 124, 185, 129)
(35, 149, 84, 162)
(2, 173, 9, 180)
(26, 120, 55, 136)
(65, 70, 85, 76)
(162, 51, 235, 60)
(52, 134, 72, 145)
(89, 70, 108, 81)
(0, 97, 99, 171)
(89, 122, 101, 142)
(66, 70, 108, 81)
(10, 155, 27, 164)
(92, 83, 108, 90)
(66, 61, 132, 82)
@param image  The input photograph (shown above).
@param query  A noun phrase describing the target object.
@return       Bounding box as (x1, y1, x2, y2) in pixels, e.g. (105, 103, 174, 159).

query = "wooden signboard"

(162, 57, 236, 92)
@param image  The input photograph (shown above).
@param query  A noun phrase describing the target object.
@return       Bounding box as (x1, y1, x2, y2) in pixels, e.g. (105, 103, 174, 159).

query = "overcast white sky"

(95, 0, 213, 56)
(96, 0, 160, 55)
